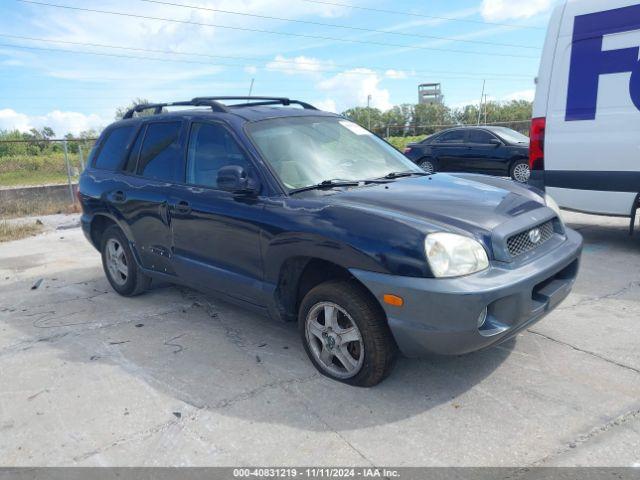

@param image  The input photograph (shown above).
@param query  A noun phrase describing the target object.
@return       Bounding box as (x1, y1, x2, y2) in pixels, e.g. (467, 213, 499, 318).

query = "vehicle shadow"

(2, 266, 515, 432)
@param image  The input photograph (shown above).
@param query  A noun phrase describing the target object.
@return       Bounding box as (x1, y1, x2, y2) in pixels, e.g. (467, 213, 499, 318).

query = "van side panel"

(543, 0, 640, 216)
(533, 3, 566, 118)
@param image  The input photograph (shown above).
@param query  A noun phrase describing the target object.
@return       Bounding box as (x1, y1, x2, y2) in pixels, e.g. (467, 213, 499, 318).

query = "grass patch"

(0, 220, 44, 242)
(386, 135, 428, 151)
(0, 153, 80, 187)
(0, 198, 80, 219)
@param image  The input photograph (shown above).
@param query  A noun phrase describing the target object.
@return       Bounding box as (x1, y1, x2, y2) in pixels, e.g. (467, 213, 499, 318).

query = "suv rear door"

(121, 120, 186, 276)
(168, 120, 267, 306)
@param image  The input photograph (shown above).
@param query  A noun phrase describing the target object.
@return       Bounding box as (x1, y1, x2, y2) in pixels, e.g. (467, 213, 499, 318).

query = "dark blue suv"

(79, 97, 582, 386)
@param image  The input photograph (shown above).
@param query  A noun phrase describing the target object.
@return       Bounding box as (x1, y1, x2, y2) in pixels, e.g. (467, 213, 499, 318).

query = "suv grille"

(506, 220, 554, 257)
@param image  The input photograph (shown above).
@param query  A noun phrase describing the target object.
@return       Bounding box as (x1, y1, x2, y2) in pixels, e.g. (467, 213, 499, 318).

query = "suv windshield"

(246, 116, 423, 190)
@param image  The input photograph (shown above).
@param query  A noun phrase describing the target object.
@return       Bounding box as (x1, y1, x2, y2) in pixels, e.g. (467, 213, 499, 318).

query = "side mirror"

(488, 139, 502, 147)
(217, 165, 259, 194)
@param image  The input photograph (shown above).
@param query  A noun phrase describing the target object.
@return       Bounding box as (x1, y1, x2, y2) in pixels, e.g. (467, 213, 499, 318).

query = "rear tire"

(418, 158, 436, 174)
(298, 280, 397, 387)
(100, 225, 151, 297)
(510, 160, 530, 183)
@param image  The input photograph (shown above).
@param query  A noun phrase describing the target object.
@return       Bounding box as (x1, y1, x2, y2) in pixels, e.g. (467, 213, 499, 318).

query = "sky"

(0, 0, 560, 136)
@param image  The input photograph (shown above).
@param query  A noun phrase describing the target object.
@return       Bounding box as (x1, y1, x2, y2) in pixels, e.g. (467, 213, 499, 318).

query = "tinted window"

(437, 130, 465, 143)
(123, 127, 144, 173)
(186, 123, 252, 188)
(138, 122, 183, 182)
(94, 126, 135, 170)
(467, 130, 496, 144)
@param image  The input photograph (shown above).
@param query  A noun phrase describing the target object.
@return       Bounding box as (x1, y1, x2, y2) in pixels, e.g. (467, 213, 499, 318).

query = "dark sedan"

(403, 126, 531, 183)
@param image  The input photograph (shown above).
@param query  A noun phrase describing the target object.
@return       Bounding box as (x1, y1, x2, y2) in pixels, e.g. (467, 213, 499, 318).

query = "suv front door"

(169, 121, 267, 306)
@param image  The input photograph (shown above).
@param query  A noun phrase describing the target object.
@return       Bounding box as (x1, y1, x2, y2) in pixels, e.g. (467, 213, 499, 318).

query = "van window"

(467, 130, 495, 144)
(137, 122, 183, 182)
(93, 126, 135, 170)
(437, 130, 465, 143)
(186, 123, 252, 188)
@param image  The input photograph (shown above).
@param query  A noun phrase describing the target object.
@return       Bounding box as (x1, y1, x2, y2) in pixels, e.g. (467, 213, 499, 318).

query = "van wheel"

(101, 225, 151, 297)
(299, 280, 397, 387)
(418, 158, 436, 174)
(510, 160, 530, 183)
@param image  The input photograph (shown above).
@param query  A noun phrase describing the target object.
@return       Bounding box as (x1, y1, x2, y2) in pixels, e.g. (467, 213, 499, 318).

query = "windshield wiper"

(288, 179, 360, 195)
(379, 171, 429, 180)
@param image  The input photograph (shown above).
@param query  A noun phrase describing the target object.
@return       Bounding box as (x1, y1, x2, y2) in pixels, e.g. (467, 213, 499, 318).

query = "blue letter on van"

(566, 4, 640, 121)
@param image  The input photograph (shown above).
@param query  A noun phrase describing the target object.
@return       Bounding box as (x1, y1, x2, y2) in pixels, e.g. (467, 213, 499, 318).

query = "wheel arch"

(272, 256, 383, 323)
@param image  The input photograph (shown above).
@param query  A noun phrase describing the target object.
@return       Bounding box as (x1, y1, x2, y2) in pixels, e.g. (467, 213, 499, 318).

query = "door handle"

(172, 200, 191, 214)
(110, 190, 126, 203)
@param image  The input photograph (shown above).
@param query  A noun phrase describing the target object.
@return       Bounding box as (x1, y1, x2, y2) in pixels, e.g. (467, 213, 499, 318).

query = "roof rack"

(192, 96, 317, 110)
(123, 96, 317, 119)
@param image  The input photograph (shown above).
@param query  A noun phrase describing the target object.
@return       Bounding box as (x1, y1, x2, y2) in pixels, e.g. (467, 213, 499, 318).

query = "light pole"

(367, 94, 372, 130)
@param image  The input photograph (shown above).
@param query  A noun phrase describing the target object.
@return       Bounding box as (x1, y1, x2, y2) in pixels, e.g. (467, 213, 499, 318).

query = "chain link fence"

(375, 120, 531, 139)
(0, 120, 531, 221)
(0, 138, 96, 220)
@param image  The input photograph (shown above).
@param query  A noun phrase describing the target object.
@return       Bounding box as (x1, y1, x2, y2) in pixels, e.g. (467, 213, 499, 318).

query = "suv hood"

(319, 173, 546, 236)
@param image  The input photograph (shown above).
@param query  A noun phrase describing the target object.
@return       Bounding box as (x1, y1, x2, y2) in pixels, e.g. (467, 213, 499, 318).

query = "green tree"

(413, 103, 455, 134)
(115, 98, 154, 120)
(341, 106, 384, 132)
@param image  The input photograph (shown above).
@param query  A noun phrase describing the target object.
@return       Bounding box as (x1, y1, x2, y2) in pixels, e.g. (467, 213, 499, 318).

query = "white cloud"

(317, 68, 392, 112)
(244, 65, 258, 75)
(503, 89, 535, 102)
(265, 55, 332, 75)
(480, 0, 552, 21)
(0, 109, 107, 136)
(313, 99, 338, 113)
(385, 69, 408, 80)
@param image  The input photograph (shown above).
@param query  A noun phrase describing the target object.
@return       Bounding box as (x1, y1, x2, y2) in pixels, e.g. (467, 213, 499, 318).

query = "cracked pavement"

(0, 211, 639, 466)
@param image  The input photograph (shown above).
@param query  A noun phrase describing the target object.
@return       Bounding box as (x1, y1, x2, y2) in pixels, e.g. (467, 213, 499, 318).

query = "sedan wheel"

(512, 162, 531, 183)
(304, 302, 364, 379)
(419, 159, 435, 174)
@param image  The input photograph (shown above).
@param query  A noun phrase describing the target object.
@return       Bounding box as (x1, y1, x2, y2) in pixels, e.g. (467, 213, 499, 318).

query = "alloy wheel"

(305, 302, 364, 379)
(419, 160, 435, 174)
(513, 163, 531, 183)
(105, 238, 129, 286)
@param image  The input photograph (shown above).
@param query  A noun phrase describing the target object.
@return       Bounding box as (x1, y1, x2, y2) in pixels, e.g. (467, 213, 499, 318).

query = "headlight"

(544, 193, 562, 219)
(424, 232, 489, 278)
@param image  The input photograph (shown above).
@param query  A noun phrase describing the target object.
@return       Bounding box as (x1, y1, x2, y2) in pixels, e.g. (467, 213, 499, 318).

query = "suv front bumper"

(350, 228, 582, 357)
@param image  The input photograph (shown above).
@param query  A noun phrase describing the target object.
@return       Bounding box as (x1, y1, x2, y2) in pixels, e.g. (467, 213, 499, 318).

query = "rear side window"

(437, 130, 466, 143)
(137, 122, 183, 182)
(123, 128, 145, 173)
(186, 123, 252, 188)
(93, 126, 135, 170)
(467, 130, 495, 144)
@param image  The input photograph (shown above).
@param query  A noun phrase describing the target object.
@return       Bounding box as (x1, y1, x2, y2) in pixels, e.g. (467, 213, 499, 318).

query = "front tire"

(510, 160, 530, 183)
(298, 280, 397, 387)
(101, 225, 151, 297)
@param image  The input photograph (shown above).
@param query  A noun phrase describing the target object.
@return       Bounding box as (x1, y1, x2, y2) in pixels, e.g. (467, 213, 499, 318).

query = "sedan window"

(436, 130, 465, 143)
(467, 130, 497, 144)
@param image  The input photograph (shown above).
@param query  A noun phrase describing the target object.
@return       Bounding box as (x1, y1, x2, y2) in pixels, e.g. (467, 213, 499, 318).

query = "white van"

(531, 0, 640, 232)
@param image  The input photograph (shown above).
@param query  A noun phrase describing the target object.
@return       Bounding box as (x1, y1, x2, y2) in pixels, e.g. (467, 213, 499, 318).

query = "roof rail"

(122, 98, 229, 119)
(122, 96, 317, 119)
(192, 96, 317, 110)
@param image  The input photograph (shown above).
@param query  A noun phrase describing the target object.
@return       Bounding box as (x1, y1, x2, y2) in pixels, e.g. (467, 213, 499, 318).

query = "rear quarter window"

(93, 126, 136, 170)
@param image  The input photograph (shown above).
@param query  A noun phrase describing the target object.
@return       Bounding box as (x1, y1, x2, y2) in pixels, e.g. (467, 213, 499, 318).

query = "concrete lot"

(0, 211, 639, 467)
